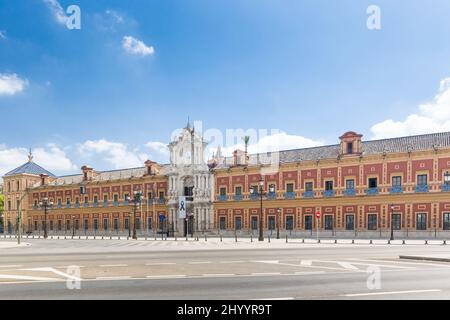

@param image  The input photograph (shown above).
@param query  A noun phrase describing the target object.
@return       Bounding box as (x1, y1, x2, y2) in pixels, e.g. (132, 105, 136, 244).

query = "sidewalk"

(399, 254, 450, 262)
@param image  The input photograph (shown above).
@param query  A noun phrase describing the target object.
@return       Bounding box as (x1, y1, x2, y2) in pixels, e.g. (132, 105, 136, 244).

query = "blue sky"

(1, 0, 450, 176)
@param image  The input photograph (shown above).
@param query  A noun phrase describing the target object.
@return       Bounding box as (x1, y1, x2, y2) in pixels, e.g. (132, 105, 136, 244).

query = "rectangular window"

(136, 218, 141, 230)
(416, 213, 427, 230)
(93, 219, 98, 230)
(368, 178, 378, 188)
(268, 216, 275, 230)
(75, 220, 80, 230)
(66, 198, 71, 205)
(444, 213, 450, 230)
(103, 195, 108, 202)
(57, 199, 62, 206)
(368, 214, 377, 230)
(251, 216, 258, 230)
(324, 215, 333, 230)
(103, 218, 108, 230)
(345, 215, 354, 230)
(75, 197, 79, 205)
(114, 218, 119, 230)
(93, 196, 98, 204)
(285, 216, 294, 230)
(305, 182, 313, 192)
(34, 221, 38, 231)
(124, 218, 129, 230)
(392, 176, 402, 186)
(66, 220, 71, 230)
(147, 192, 153, 200)
(325, 181, 333, 191)
(113, 194, 119, 202)
(286, 183, 294, 193)
(84, 196, 88, 204)
(347, 142, 353, 154)
(235, 216, 242, 230)
(392, 214, 401, 230)
(268, 184, 276, 193)
(58, 220, 62, 231)
(219, 187, 226, 196)
(50, 220, 54, 231)
(84, 219, 88, 230)
(417, 174, 427, 186)
(123, 193, 129, 201)
(346, 179, 355, 190)
(219, 217, 226, 230)
(304, 215, 312, 230)
(159, 191, 164, 200)
(235, 186, 242, 195)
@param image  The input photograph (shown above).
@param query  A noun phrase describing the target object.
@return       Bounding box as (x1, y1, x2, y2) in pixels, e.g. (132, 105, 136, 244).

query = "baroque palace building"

(3, 126, 450, 237)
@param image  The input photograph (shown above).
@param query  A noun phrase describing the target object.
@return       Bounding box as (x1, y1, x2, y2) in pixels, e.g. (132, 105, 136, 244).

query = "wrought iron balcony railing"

(415, 184, 429, 193)
(218, 195, 227, 202)
(233, 194, 243, 201)
(390, 185, 403, 194)
(344, 188, 356, 196)
(302, 190, 314, 198)
(322, 190, 335, 197)
(366, 187, 379, 195)
(284, 191, 296, 199)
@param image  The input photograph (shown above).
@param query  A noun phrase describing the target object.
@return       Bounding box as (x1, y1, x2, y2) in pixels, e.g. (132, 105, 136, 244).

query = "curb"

(399, 255, 450, 263)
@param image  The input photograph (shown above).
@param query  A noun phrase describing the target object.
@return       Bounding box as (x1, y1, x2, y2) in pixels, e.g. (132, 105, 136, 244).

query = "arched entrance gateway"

(167, 123, 214, 237)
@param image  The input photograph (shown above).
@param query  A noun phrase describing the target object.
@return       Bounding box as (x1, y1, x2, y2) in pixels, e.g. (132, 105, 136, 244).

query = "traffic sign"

(315, 211, 321, 219)
(159, 213, 166, 221)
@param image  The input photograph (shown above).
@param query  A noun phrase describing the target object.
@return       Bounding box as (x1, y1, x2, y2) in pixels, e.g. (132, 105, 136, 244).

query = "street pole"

(276, 209, 280, 239)
(316, 217, 319, 242)
(259, 187, 264, 242)
(44, 202, 48, 239)
(132, 198, 137, 240)
(390, 205, 394, 241)
(72, 216, 75, 237)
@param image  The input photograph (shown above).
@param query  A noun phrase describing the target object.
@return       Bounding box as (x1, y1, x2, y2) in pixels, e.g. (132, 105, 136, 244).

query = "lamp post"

(276, 208, 281, 239)
(129, 191, 142, 240)
(390, 204, 395, 241)
(258, 177, 264, 241)
(72, 215, 76, 237)
(38, 197, 53, 239)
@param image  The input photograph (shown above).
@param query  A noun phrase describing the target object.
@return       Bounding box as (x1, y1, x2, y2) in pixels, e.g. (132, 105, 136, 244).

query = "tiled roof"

(3, 161, 56, 177)
(215, 131, 450, 169)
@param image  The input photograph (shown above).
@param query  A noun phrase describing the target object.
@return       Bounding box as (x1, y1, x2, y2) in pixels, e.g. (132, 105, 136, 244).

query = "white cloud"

(105, 10, 124, 24)
(145, 141, 169, 160)
(0, 31, 6, 39)
(0, 73, 28, 96)
(371, 77, 450, 139)
(212, 131, 323, 157)
(0, 144, 76, 177)
(78, 139, 149, 169)
(122, 36, 154, 56)
(43, 0, 67, 25)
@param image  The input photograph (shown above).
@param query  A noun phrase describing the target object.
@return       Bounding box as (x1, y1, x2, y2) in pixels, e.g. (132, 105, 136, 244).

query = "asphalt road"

(0, 238, 449, 299)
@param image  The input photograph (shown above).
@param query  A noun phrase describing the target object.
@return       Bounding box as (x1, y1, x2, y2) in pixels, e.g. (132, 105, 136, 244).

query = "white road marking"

(251, 297, 294, 300)
(202, 274, 236, 277)
(256, 260, 348, 271)
(336, 262, 359, 270)
(145, 262, 176, 266)
(251, 272, 282, 276)
(20, 267, 82, 281)
(0, 274, 62, 281)
(300, 260, 312, 266)
(219, 261, 245, 264)
(95, 276, 131, 280)
(344, 289, 441, 297)
(295, 271, 326, 275)
(0, 265, 23, 268)
(347, 258, 450, 268)
(188, 261, 212, 264)
(146, 275, 186, 279)
(316, 260, 415, 269)
(99, 264, 128, 267)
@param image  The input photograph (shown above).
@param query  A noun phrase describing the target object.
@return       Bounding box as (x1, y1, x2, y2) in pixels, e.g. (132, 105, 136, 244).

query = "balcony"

(284, 191, 296, 199)
(344, 188, 356, 196)
(302, 190, 314, 198)
(267, 192, 277, 200)
(322, 190, 335, 197)
(74, 203, 80, 209)
(123, 200, 129, 206)
(415, 184, 429, 193)
(103, 201, 108, 208)
(113, 201, 119, 207)
(93, 202, 99, 208)
(249, 193, 259, 201)
(57, 203, 62, 209)
(218, 195, 227, 202)
(390, 185, 403, 194)
(158, 198, 165, 204)
(366, 187, 379, 195)
(83, 203, 89, 208)
(233, 194, 243, 201)
(65, 204, 71, 209)
(441, 184, 450, 192)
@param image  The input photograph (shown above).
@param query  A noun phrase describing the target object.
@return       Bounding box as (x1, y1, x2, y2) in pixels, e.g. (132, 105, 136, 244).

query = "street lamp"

(72, 215, 76, 237)
(276, 208, 281, 239)
(390, 204, 395, 241)
(38, 197, 53, 239)
(129, 191, 142, 240)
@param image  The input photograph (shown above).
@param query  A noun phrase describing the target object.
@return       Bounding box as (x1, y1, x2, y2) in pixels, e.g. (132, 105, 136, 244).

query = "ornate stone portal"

(166, 123, 214, 236)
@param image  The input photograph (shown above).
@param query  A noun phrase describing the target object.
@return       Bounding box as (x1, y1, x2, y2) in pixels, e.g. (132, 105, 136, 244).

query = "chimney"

(81, 165, 94, 181)
(40, 174, 49, 186)
(145, 160, 158, 175)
